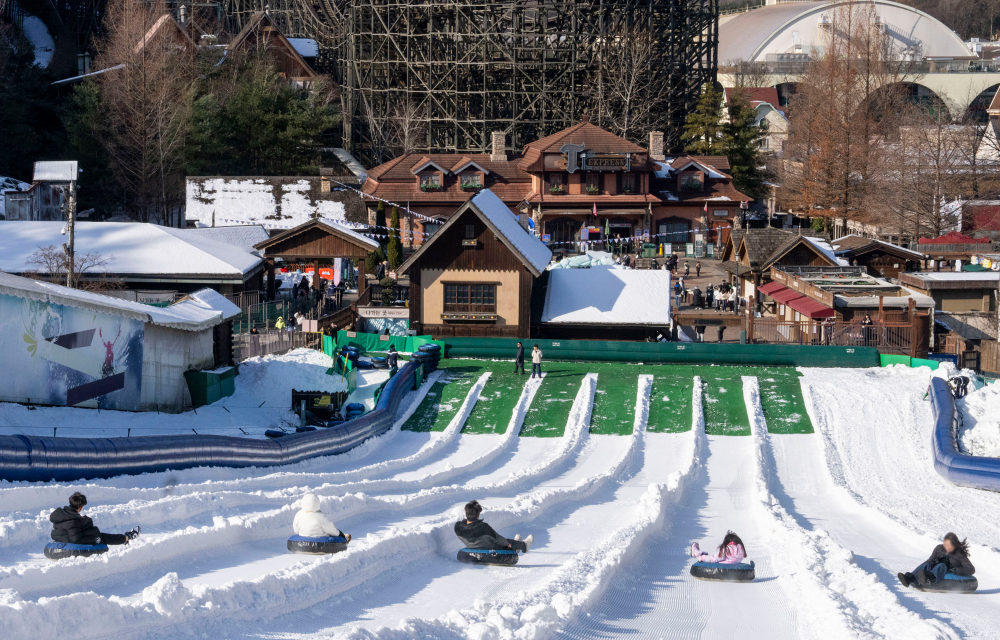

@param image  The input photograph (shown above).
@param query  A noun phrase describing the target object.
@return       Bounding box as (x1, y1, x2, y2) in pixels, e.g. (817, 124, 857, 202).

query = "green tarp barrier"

(334, 330, 444, 355)
(880, 354, 912, 367)
(442, 338, 879, 368)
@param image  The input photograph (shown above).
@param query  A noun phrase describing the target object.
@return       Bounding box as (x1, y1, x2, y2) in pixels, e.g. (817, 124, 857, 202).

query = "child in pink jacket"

(690, 531, 747, 564)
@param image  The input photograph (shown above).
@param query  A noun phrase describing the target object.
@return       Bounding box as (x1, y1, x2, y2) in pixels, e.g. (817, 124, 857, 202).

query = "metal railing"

(233, 329, 322, 362)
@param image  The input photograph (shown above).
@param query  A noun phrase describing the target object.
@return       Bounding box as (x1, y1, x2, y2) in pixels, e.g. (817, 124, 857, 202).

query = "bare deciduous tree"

(362, 96, 427, 164)
(92, 0, 195, 224)
(25, 245, 121, 291)
(592, 24, 670, 142)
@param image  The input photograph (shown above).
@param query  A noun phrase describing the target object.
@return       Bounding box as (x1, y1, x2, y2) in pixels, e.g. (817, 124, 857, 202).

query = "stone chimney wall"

(649, 131, 665, 161)
(491, 131, 507, 162)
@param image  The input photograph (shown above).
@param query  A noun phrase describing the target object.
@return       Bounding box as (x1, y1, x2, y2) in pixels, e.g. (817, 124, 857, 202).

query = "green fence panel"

(441, 338, 879, 368)
(335, 330, 443, 355)
(322, 335, 335, 359)
(880, 354, 912, 367)
(911, 358, 940, 370)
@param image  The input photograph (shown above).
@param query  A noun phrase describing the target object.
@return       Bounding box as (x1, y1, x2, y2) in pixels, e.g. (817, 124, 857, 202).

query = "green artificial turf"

(520, 363, 590, 437)
(401, 362, 487, 432)
(696, 367, 751, 436)
(463, 369, 528, 435)
(757, 372, 814, 434)
(645, 366, 695, 433)
(589, 365, 641, 436)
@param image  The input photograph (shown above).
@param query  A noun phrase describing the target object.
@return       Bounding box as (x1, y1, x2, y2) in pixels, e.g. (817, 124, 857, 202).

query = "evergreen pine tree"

(721, 90, 768, 201)
(387, 207, 403, 270)
(682, 84, 724, 156)
(375, 200, 387, 234)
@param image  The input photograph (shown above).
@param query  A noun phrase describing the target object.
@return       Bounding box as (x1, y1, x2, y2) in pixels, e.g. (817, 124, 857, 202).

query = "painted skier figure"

(99, 326, 121, 377)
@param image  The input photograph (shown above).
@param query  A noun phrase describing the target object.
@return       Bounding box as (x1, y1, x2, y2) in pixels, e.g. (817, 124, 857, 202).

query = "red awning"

(757, 281, 786, 297)
(787, 296, 834, 319)
(769, 287, 803, 305)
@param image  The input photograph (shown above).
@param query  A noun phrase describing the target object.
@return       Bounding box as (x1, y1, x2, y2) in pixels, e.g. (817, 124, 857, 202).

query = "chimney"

(649, 131, 665, 161)
(491, 131, 507, 162)
(179, 4, 188, 23)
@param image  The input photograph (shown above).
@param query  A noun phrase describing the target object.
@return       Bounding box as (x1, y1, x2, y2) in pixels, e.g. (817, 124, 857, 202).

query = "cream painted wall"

(421, 269, 520, 326)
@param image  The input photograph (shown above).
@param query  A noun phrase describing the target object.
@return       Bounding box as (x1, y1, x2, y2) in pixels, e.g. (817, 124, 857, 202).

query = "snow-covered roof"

(0, 272, 239, 331)
(0, 221, 263, 280)
(804, 236, 850, 266)
(905, 271, 1000, 282)
(168, 225, 269, 255)
(318, 218, 380, 249)
(542, 267, 672, 324)
(33, 161, 78, 182)
(185, 177, 349, 227)
(471, 189, 552, 274)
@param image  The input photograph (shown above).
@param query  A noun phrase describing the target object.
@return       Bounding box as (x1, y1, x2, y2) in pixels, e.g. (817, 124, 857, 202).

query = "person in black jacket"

(386, 345, 399, 376)
(514, 342, 525, 375)
(455, 500, 532, 553)
(898, 532, 975, 587)
(50, 493, 139, 546)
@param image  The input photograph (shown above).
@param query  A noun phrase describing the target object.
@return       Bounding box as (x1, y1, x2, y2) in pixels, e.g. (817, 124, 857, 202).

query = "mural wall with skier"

(0, 293, 144, 410)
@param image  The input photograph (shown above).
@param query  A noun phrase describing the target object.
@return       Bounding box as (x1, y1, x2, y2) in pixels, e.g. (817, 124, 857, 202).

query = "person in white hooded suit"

(293, 494, 351, 542)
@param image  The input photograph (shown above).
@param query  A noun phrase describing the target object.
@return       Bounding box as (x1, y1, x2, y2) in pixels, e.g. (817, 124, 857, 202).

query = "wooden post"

(748, 294, 755, 342)
(908, 298, 917, 358)
(878, 295, 884, 323)
(266, 258, 275, 301)
(359, 259, 367, 295)
(313, 259, 321, 291)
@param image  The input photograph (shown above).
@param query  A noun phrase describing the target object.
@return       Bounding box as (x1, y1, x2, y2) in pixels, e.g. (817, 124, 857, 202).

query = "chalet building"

(228, 12, 319, 87)
(829, 235, 924, 279)
(397, 189, 552, 338)
(361, 120, 750, 251)
(718, 227, 843, 306)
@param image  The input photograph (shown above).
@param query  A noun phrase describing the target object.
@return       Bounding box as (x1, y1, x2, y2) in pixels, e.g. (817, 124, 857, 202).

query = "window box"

(585, 185, 600, 194)
(420, 183, 442, 192)
(622, 188, 635, 194)
(461, 181, 482, 191)
(549, 185, 565, 194)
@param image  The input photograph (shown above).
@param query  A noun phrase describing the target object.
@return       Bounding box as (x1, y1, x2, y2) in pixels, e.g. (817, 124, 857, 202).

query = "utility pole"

(66, 180, 76, 288)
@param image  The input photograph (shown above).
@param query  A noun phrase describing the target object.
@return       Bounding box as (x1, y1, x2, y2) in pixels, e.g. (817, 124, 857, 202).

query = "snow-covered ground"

(0, 349, 366, 438)
(957, 381, 1000, 457)
(21, 16, 54, 68)
(1, 362, 998, 639)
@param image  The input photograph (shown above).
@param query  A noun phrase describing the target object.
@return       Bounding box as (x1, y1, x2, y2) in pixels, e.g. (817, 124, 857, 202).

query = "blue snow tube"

(690, 560, 756, 582)
(457, 548, 519, 566)
(915, 573, 978, 593)
(287, 535, 349, 554)
(44, 541, 109, 560)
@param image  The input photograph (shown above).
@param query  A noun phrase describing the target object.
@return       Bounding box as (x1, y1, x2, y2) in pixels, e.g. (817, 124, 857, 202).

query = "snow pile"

(21, 16, 54, 68)
(186, 178, 348, 227)
(542, 267, 671, 324)
(743, 377, 957, 640)
(957, 381, 1000, 457)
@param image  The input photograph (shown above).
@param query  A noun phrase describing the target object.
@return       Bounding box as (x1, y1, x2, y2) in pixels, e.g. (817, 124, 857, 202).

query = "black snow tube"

(690, 560, 756, 582)
(44, 541, 109, 560)
(457, 548, 519, 566)
(915, 573, 978, 593)
(287, 535, 349, 554)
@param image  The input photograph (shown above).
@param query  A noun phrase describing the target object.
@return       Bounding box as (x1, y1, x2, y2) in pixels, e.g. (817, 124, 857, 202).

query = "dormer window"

(460, 173, 482, 190)
(420, 173, 442, 191)
(680, 173, 704, 192)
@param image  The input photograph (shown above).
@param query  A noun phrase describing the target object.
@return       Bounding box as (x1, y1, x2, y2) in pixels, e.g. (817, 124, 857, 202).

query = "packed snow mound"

(225, 348, 344, 409)
(958, 381, 1000, 457)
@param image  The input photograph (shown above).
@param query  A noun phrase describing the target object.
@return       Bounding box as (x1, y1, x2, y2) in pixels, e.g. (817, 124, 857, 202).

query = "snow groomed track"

(0, 360, 997, 639)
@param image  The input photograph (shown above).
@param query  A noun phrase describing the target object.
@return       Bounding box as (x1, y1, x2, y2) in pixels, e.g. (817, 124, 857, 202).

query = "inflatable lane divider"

(929, 376, 1000, 492)
(0, 362, 420, 483)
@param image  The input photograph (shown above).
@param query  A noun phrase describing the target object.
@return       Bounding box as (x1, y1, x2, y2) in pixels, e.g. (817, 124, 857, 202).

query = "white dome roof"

(719, 0, 975, 63)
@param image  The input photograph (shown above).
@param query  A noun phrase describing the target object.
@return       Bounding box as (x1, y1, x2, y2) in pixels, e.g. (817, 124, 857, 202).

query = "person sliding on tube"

(455, 500, 532, 554)
(50, 492, 139, 547)
(690, 531, 747, 564)
(898, 532, 974, 588)
(293, 494, 351, 542)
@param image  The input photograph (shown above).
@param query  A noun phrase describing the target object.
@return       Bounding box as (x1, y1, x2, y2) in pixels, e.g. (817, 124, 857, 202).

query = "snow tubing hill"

(457, 548, 519, 566)
(915, 574, 979, 593)
(287, 535, 349, 554)
(0, 362, 419, 482)
(690, 561, 756, 582)
(44, 542, 109, 560)
(929, 376, 1000, 492)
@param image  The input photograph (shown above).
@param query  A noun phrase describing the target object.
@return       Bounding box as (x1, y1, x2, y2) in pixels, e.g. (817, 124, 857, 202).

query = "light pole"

(733, 247, 741, 315)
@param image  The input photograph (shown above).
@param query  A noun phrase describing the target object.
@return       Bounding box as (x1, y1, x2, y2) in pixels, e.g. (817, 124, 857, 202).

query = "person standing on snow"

(386, 345, 399, 376)
(50, 492, 139, 547)
(530, 345, 543, 378)
(293, 494, 351, 543)
(455, 500, 532, 554)
(514, 342, 525, 375)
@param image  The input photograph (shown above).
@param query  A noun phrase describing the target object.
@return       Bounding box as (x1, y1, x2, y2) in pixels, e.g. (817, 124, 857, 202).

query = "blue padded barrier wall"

(930, 376, 1000, 491)
(0, 362, 418, 483)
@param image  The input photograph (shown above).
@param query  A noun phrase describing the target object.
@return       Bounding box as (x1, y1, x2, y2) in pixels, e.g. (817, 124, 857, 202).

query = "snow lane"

(744, 377, 957, 640)
(564, 376, 798, 640)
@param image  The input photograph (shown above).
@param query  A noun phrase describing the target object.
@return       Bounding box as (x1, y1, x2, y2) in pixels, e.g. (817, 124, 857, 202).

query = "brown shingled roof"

(521, 122, 647, 155)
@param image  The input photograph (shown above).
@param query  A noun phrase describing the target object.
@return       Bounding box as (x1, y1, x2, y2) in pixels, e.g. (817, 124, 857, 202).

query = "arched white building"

(719, 0, 974, 64)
